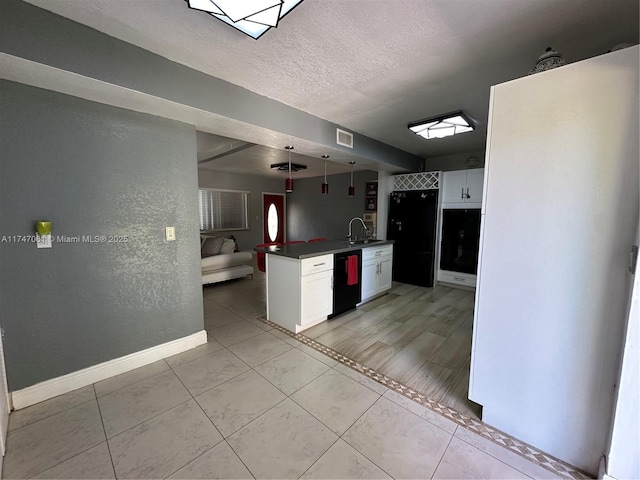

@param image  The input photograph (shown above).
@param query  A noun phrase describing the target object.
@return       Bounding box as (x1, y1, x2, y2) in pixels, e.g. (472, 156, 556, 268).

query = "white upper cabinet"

(442, 169, 484, 204)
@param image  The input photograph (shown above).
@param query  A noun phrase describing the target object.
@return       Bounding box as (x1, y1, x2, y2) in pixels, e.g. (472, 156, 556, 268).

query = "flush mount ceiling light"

(408, 111, 475, 140)
(185, 0, 305, 39)
(270, 162, 307, 172)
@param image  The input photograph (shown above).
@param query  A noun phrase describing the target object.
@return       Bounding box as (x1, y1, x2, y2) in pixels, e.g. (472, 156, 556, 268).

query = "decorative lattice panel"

(393, 171, 439, 191)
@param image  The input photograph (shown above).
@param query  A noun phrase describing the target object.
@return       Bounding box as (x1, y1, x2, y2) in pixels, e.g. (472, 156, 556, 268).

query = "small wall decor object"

(365, 197, 377, 211)
(529, 47, 567, 75)
(36, 220, 52, 249)
(365, 182, 378, 197)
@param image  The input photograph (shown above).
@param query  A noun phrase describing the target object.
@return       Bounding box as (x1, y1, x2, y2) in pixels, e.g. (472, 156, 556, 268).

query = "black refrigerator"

(387, 190, 438, 287)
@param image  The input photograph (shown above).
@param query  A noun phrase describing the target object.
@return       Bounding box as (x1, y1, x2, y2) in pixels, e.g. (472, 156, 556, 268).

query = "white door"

(377, 257, 393, 293)
(300, 271, 333, 325)
(361, 259, 378, 301)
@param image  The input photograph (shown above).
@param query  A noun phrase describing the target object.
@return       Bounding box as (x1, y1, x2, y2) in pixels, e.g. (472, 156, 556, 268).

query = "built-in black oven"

(440, 209, 481, 275)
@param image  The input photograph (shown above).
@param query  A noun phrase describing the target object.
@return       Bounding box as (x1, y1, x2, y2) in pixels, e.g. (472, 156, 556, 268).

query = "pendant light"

(321, 155, 329, 194)
(285, 145, 294, 193)
(348, 161, 356, 196)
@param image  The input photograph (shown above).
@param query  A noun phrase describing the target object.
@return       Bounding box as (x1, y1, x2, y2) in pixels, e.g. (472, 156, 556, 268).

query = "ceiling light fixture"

(270, 162, 306, 172)
(321, 155, 329, 195)
(185, 0, 305, 39)
(348, 161, 356, 197)
(284, 145, 294, 193)
(408, 111, 475, 140)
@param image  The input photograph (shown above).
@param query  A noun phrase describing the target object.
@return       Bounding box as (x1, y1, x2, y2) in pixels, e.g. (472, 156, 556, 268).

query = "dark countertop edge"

(254, 239, 394, 259)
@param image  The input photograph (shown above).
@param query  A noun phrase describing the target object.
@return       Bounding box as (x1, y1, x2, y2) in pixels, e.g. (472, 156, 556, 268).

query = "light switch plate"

(165, 226, 176, 241)
(37, 234, 52, 249)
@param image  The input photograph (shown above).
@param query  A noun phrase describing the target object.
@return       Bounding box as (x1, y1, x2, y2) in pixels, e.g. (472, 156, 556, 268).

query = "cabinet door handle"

(466, 187, 470, 199)
(461, 188, 465, 199)
(313, 262, 325, 267)
(454, 276, 465, 281)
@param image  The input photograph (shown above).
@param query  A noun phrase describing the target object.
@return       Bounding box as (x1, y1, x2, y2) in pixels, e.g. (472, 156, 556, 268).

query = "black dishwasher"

(330, 249, 362, 318)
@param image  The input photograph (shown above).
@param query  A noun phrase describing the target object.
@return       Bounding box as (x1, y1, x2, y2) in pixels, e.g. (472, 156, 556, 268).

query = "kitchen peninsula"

(256, 240, 394, 333)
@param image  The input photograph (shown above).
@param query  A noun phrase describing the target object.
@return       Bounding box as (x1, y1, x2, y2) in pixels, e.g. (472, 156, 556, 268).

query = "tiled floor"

(3, 272, 562, 479)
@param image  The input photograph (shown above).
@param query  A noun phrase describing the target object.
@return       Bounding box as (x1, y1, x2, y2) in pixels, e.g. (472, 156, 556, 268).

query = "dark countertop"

(255, 239, 394, 259)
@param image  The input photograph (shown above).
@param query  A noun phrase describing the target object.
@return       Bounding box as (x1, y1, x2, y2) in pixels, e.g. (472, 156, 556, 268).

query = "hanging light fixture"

(285, 145, 294, 193)
(321, 155, 329, 194)
(348, 161, 356, 196)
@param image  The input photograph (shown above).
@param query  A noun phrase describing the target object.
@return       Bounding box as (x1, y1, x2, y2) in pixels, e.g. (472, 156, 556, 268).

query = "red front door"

(263, 193, 285, 244)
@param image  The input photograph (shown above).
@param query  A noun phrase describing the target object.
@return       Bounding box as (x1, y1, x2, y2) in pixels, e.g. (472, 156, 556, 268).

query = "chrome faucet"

(347, 217, 369, 244)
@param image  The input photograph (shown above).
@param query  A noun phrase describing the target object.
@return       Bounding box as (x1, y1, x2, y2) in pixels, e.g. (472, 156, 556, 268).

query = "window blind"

(198, 189, 249, 231)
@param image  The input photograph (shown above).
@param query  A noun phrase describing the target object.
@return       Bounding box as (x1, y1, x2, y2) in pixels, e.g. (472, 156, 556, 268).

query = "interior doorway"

(262, 193, 285, 244)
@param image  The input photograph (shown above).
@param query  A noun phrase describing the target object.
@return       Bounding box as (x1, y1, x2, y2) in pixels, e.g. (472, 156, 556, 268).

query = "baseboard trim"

(11, 330, 207, 410)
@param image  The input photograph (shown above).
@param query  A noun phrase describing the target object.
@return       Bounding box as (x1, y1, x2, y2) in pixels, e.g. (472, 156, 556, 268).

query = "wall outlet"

(165, 226, 176, 241)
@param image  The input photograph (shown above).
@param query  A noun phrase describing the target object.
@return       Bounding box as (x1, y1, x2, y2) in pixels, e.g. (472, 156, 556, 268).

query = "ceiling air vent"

(336, 128, 354, 149)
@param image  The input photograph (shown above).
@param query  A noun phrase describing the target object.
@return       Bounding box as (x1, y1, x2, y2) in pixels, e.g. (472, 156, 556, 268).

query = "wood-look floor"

(203, 259, 481, 419)
(303, 282, 481, 419)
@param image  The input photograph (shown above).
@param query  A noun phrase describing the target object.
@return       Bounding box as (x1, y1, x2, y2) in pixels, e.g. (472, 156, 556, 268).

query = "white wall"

(605, 224, 639, 480)
(470, 46, 639, 474)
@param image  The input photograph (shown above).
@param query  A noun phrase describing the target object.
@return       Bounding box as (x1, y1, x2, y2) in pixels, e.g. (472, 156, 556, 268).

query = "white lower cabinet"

(266, 253, 333, 333)
(301, 269, 333, 326)
(361, 245, 393, 303)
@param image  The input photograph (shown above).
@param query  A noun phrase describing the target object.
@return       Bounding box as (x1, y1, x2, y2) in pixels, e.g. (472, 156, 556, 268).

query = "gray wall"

(287, 171, 378, 241)
(197, 169, 284, 249)
(0, 81, 203, 391)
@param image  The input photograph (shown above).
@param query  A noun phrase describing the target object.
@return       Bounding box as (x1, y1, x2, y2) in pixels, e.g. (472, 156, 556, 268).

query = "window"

(198, 188, 249, 231)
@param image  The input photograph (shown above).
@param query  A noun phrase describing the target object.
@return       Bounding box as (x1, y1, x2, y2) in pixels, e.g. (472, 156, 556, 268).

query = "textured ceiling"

(26, 0, 639, 173)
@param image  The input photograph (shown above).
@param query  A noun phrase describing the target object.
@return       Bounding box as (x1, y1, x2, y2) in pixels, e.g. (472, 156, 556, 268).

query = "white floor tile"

(301, 439, 391, 479)
(291, 369, 380, 435)
(195, 370, 286, 437)
(342, 396, 451, 479)
(108, 400, 222, 479)
(432, 436, 530, 479)
(227, 331, 293, 367)
(8, 385, 95, 432)
(165, 337, 224, 369)
(172, 348, 249, 396)
(98, 370, 191, 438)
(167, 441, 253, 479)
(94, 360, 170, 397)
(3, 401, 105, 479)
(227, 399, 337, 479)
(32, 442, 115, 479)
(254, 348, 330, 395)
